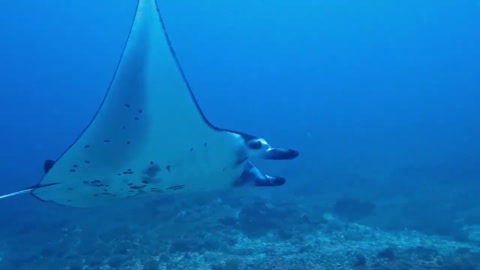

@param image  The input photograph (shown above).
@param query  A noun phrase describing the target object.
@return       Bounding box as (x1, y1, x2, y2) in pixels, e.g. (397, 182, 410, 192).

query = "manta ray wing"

(0, 0, 299, 208)
(31, 0, 249, 207)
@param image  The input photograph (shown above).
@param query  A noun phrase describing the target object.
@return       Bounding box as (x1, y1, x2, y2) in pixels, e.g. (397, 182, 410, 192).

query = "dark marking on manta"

(73, 164, 78, 168)
(144, 164, 161, 178)
(104, 139, 111, 143)
(88, 180, 106, 187)
(69, 169, 76, 173)
(126, 141, 131, 145)
(84, 160, 90, 164)
(138, 109, 143, 113)
(143, 176, 161, 184)
(134, 117, 139, 120)
(124, 104, 131, 108)
(84, 145, 90, 148)
(166, 165, 171, 172)
(130, 185, 146, 189)
(167, 185, 184, 190)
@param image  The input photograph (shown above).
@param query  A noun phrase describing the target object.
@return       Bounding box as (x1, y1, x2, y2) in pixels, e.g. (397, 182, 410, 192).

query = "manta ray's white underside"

(32, 0, 250, 207)
(0, 0, 299, 208)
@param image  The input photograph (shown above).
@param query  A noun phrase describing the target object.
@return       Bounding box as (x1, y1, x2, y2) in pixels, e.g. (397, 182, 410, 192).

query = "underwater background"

(1, 0, 480, 269)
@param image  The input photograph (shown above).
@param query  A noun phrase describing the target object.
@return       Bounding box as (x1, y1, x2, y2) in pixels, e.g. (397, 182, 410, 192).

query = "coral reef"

(1, 193, 480, 270)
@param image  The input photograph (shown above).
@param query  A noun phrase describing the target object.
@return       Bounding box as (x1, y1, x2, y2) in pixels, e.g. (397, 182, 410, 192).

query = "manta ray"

(0, 0, 298, 207)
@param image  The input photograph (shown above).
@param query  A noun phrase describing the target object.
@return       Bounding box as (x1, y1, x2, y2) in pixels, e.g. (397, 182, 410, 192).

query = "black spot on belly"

(130, 185, 146, 190)
(84, 145, 90, 149)
(190, 147, 194, 152)
(89, 179, 105, 187)
(73, 164, 78, 168)
(69, 169, 76, 173)
(204, 142, 207, 147)
(167, 185, 184, 190)
(134, 117, 139, 120)
(142, 176, 161, 184)
(126, 141, 131, 145)
(84, 160, 90, 164)
(122, 126, 126, 130)
(144, 164, 161, 177)
(166, 165, 171, 173)
(104, 139, 111, 143)
(124, 104, 131, 108)
(138, 109, 143, 113)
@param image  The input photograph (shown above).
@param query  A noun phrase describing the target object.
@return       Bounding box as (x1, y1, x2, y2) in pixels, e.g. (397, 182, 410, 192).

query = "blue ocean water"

(1, 0, 480, 269)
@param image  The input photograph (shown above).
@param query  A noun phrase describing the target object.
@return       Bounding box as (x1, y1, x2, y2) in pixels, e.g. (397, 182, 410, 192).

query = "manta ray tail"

(0, 183, 59, 200)
(0, 160, 59, 200)
(0, 188, 34, 199)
